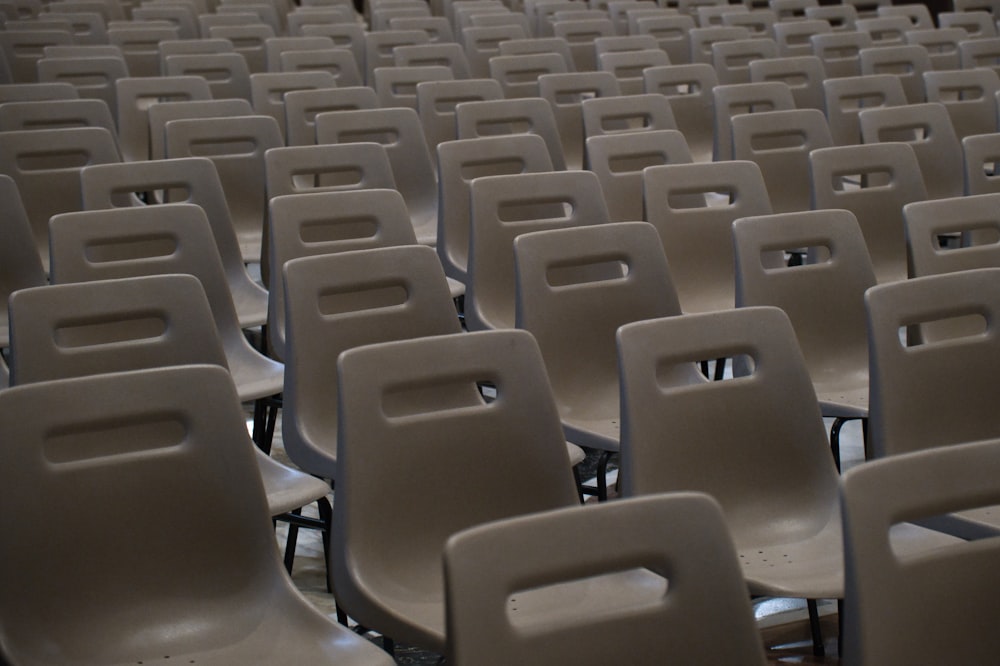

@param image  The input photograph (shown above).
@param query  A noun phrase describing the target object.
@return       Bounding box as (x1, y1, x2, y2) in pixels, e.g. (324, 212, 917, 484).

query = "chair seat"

(564, 418, 620, 453)
(256, 450, 330, 516)
(446, 277, 465, 299)
(231, 357, 284, 402)
(566, 442, 586, 467)
(814, 381, 869, 419)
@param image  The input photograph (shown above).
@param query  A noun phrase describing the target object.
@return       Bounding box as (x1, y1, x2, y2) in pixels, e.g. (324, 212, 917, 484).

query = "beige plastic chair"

(538, 71, 620, 170)
(455, 97, 567, 170)
(445, 493, 768, 666)
(0, 126, 120, 272)
(905, 27, 964, 71)
(940, 10, 997, 40)
(462, 24, 528, 78)
(712, 81, 795, 161)
(961, 37, 1000, 77)
(163, 51, 252, 101)
(393, 42, 470, 78)
(0, 97, 115, 133)
(283, 86, 377, 147)
(596, 48, 670, 95)
(280, 47, 363, 88)
(208, 23, 276, 73)
(147, 98, 256, 162)
(264, 142, 395, 200)
(855, 15, 910, 46)
(551, 17, 615, 71)
(822, 73, 907, 146)
(710, 37, 778, 85)
(132, 4, 197, 39)
(315, 107, 438, 246)
(436, 134, 554, 284)
(810, 143, 927, 283)
(774, 19, 831, 57)
(107, 24, 180, 77)
(858, 44, 929, 104)
(733, 209, 874, 468)
(771, 0, 817, 22)
(634, 14, 695, 64)
(0, 173, 45, 351)
(748, 54, 826, 110)
(643, 160, 772, 312)
(390, 16, 456, 43)
(0, 81, 78, 102)
(301, 23, 365, 75)
(963, 132, 1000, 195)
(264, 35, 336, 72)
(116, 75, 212, 162)
(280, 245, 465, 501)
(811, 30, 872, 80)
(158, 38, 235, 71)
(923, 69, 999, 142)
(514, 221, 682, 499)
(35, 55, 127, 115)
(363, 29, 429, 83)
(0, 29, 73, 82)
(585, 129, 692, 221)
(878, 3, 932, 29)
(164, 114, 284, 265)
(858, 102, 963, 200)
(465, 170, 610, 331)
(79, 157, 269, 329)
(331, 328, 580, 653)
(642, 63, 717, 162)
(0, 364, 395, 666)
(416, 78, 504, 152)
(250, 71, 337, 143)
(287, 7, 356, 35)
(721, 8, 777, 38)
(373, 64, 453, 110)
(732, 108, 833, 213)
(488, 52, 568, 98)
(841, 438, 1000, 665)
(689, 25, 750, 64)
(581, 92, 677, 139)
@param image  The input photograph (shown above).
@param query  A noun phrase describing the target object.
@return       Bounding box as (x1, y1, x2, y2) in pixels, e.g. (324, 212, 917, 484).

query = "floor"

(265, 410, 866, 664)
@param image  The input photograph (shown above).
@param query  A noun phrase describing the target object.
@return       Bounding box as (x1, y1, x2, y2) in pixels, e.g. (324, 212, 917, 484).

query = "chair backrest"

(455, 97, 567, 170)
(642, 63, 718, 161)
(806, 2, 857, 29)
(710, 37, 778, 86)
(283, 86, 378, 147)
(855, 15, 910, 46)
(551, 17, 615, 71)
(266, 188, 420, 361)
(585, 129, 692, 222)
(748, 54, 826, 110)
(79, 157, 268, 328)
(462, 24, 528, 78)
(0, 28, 74, 82)
(301, 22, 364, 74)
(0, 126, 121, 272)
(282, 245, 464, 482)
(466, 170, 610, 331)
(315, 107, 438, 245)
(147, 98, 256, 162)
(158, 38, 234, 71)
(822, 73, 907, 146)
(0, 97, 115, 134)
(841, 438, 1000, 665)
(0, 81, 79, 102)
(514, 222, 682, 422)
(617, 306, 839, 545)
(163, 52, 252, 102)
(415, 78, 504, 154)
(332, 328, 580, 645)
(634, 14, 695, 64)
(858, 102, 963, 200)
(809, 142, 927, 283)
(963, 132, 1000, 195)
(116, 75, 212, 162)
(942, 10, 997, 40)
(0, 364, 279, 665)
(732, 108, 833, 213)
(959, 37, 1000, 77)
(923, 68, 1000, 141)
(858, 43, 929, 104)
(878, 2, 932, 29)
(107, 25, 181, 78)
(8, 274, 226, 385)
(373, 64, 453, 110)
(207, 23, 274, 73)
(394, 42, 471, 78)
(733, 209, 875, 387)
(36, 55, 128, 117)
(264, 142, 396, 200)
(811, 30, 872, 79)
(363, 29, 429, 83)
(0, 173, 46, 348)
(436, 134, 554, 283)
(444, 493, 768, 666)
(712, 81, 795, 161)
(689, 25, 750, 64)
(265, 35, 336, 72)
(643, 159, 772, 312)
(773, 19, 831, 57)
(538, 71, 621, 171)
(489, 52, 569, 99)
(250, 70, 337, 142)
(865, 267, 1000, 458)
(904, 27, 963, 71)
(581, 92, 678, 139)
(279, 47, 362, 88)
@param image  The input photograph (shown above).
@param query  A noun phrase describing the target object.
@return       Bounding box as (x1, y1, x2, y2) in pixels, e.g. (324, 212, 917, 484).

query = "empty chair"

(315, 107, 438, 245)
(689, 25, 750, 64)
(0, 174, 46, 351)
(805, 4, 858, 31)
(960, 38, 1000, 77)
(771, 0, 817, 22)
(905, 28, 964, 71)
(436, 134, 554, 284)
(465, 170, 611, 331)
(634, 14, 695, 64)
(581, 92, 677, 139)
(107, 25, 180, 78)
(116, 75, 212, 162)
(597, 48, 670, 95)
(455, 97, 567, 170)
(810, 142, 927, 283)
(490, 52, 569, 98)
(283, 86, 378, 147)
(877, 3, 932, 29)
(711, 37, 778, 85)
(552, 17, 616, 71)
(712, 80, 795, 161)
(643, 63, 718, 161)
(733, 209, 875, 468)
(0, 126, 120, 272)
(773, 19, 831, 57)
(36, 55, 128, 115)
(445, 493, 768, 665)
(301, 22, 365, 74)
(280, 48, 363, 87)
(164, 114, 284, 264)
(923, 69, 1000, 141)
(373, 64, 454, 110)
(963, 132, 1000, 195)
(0, 81, 78, 102)
(250, 71, 337, 143)
(822, 73, 907, 146)
(939, 10, 997, 40)
(0, 364, 395, 666)
(264, 142, 395, 201)
(158, 38, 235, 71)
(462, 24, 528, 79)
(363, 29, 429, 83)
(841, 438, 1000, 665)
(390, 16, 456, 43)
(0, 97, 115, 133)
(749, 54, 826, 110)
(811, 30, 872, 79)
(79, 157, 269, 328)
(859, 102, 963, 200)
(858, 44, 930, 104)
(538, 71, 621, 170)
(855, 15, 910, 46)
(643, 160, 772, 312)
(0, 29, 74, 82)
(147, 98, 256, 162)
(394, 42, 471, 78)
(208, 23, 277, 74)
(163, 52, 252, 101)
(586, 129, 692, 221)
(132, 4, 197, 39)
(732, 108, 833, 213)
(514, 222, 682, 499)
(416, 78, 504, 152)
(287, 7, 356, 34)
(265, 35, 336, 73)
(721, 8, 777, 38)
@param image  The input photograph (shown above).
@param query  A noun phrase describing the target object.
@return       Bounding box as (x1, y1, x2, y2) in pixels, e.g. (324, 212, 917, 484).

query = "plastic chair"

(107, 24, 180, 78)
(0, 81, 78, 103)
(0, 364, 395, 666)
(822, 73, 907, 146)
(581, 92, 677, 139)
(455, 97, 567, 170)
(923, 68, 1000, 141)
(164, 114, 284, 265)
(712, 80, 795, 162)
(436, 134, 554, 284)
(0, 174, 45, 350)
(283, 86, 377, 147)
(0, 97, 115, 133)
(855, 15, 910, 46)
(774, 19, 831, 57)
(642, 63, 718, 161)
(721, 8, 777, 38)
(733, 209, 874, 469)
(732, 108, 833, 213)
(315, 107, 438, 245)
(841, 438, 1000, 665)
(390, 16, 456, 43)
(689, 25, 750, 64)
(877, 3, 932, 30)
(551, 17, 615, 71)
(462, 24, 528, 78)
(749, 54, 826, 110)
(514, 222, 682, 499)
(208, 23, 276, 73)
(363, 29, 429, 83)
(445, 493, 768, 666)
(281, 244, 463, 498)
(158, 38, 235, 72)
(36, 55, 128, 116)
(537, 71, 620, 170)
(0, 29, 73, 82)
(163, 51, 252, 102)
(904, 27, 964, 71)
(280, 47, 363, 88)
(770, 0, 817, 22)
(331, 328, 581, 653)
(963, 132, 1000, 195)
(811, 30, 872, 79)
(415, 78, 503, 154)
(859, 102, 963, 200)
(79, 157, 269, 329)
(809, 142, 927, 283)
(301, 22, 365, 75)
(394, 42, 470, 78)
(586, 129, 692, 221)
(265, 35, 336, 72)
(960, 37, 1000, 77)
(711, 37, 778, 85)
(858, 44, 930, 104)
(250, 71, 337, 143)
(596, 48, 670, 95)
(643, 160, 772, 312)
(287, 7, 357, 35)
(0, 126, 120, 273)
(465, 170, 611, 331)
(147, 98, 256, 162)
(940, 10, 997, 40)
(115, 75, 212, 162)
(634, 14, 695, 64)
(373, 64, 454, 110)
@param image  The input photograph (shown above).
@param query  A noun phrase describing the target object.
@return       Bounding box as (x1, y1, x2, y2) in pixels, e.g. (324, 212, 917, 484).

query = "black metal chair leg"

(596, 450, 613, 501)
(807, 598, 825, 657)
(713, 356, 727, 380)
(572, 465, 586, 504)
(837, 597, 844, 658)
(283, 508, 302, 574)
(382, 636, 395, 656)
(830, 417, 847, 472)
